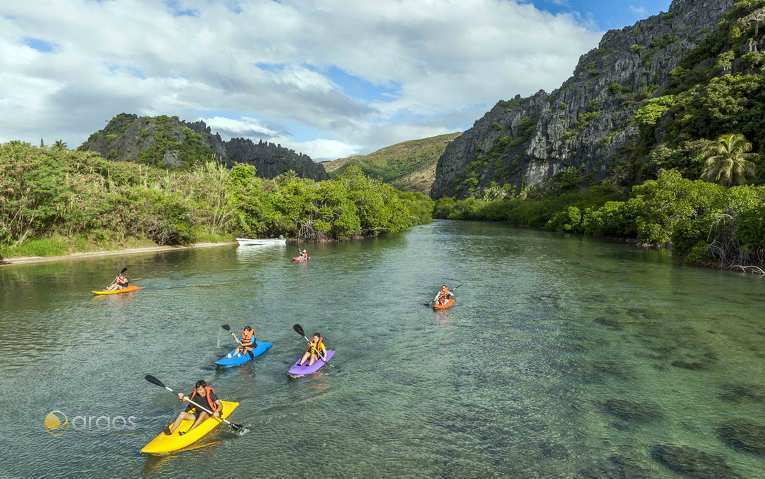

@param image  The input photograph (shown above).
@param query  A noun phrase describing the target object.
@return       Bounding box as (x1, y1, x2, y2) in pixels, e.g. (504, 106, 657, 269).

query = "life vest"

(190, 386, 219, 413)
(309, 338, 326, 355)
(241, 329, 254, 346)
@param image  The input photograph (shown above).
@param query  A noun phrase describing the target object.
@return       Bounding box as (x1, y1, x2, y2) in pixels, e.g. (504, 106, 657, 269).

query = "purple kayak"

(288, 350, 335, 378)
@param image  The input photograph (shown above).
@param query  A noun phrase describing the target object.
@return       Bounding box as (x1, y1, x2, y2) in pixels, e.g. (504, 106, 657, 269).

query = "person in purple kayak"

(298, 332, 327, 367)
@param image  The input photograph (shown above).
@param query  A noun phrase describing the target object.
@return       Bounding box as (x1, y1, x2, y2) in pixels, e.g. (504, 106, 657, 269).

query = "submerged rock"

(597, 399, 661, 424)
(650, 444, 740, 479)
(719, 383, 765, 404)
(718, 420, 765, 456)
(578, 454, 652, 479)
(594, 317, 624, 330)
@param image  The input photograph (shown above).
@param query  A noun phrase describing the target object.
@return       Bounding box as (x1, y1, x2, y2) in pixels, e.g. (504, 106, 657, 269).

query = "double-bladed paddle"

(144, 374, 243, 432)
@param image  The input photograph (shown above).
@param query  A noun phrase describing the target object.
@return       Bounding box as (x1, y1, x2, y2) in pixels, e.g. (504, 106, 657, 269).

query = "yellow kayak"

(141, 400, 239, 455)
(92, 285, 142, 295)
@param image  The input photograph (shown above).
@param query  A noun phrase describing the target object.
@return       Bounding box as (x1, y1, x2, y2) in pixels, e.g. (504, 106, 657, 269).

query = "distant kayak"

(291, 256, 310, 263)
(92, 285, 142, 295)
(215, 340, 272, 368)
(140, 400, 239, 455)
(288, 350, 334, 378)
(432, 298, 455, 310)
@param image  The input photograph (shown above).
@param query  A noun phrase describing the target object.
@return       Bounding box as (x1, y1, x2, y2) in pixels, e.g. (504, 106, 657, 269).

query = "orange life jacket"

(241, 329, 254, 345)
(190, 386, 219, 413)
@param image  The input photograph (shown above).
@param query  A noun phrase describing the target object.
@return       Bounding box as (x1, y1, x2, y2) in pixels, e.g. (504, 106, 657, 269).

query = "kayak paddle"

(292, 323, 309, 342)
(144, 375, 244, 432)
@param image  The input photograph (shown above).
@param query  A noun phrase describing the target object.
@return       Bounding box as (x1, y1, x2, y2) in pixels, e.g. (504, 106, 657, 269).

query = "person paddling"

(230, 326, 256, 358)
(433, 284, 454, 306)
(165, 380, 222, 436)
(105, 268, 129, 291)
(298, 332, 327, 366)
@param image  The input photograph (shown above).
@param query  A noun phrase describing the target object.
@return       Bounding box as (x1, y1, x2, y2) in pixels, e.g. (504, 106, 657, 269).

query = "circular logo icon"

(44, 410, 69, 435)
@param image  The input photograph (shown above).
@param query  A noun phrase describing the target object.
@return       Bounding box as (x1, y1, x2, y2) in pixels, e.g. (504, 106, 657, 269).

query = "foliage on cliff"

(81, 113, 328, 180)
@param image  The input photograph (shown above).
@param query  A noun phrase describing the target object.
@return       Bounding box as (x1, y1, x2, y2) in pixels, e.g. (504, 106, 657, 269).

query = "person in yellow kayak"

(298, 332, 327, 366)
(105, 268, 129, 291)
(433, 284, 454, 306)
(165, 380, 222, 436)
(229, 326, 256, 358)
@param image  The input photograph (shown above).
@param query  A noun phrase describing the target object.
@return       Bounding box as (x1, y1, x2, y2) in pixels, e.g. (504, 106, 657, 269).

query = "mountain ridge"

(324, 132, 460, 193)
(80, 113, 328, 180)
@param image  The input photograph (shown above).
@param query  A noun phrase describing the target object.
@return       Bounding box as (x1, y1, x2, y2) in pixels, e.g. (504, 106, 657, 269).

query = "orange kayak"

(432, 298, 455, 310)
(92, 285, 142, 295)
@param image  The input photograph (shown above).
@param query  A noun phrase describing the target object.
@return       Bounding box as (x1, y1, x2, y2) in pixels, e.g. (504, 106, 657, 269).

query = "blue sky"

(2, 1, 673, 159)
(530, 0, 672, 30)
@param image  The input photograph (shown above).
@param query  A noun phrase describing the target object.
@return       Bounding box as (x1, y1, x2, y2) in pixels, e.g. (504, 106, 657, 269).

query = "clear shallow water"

(1, 220, 763, 478)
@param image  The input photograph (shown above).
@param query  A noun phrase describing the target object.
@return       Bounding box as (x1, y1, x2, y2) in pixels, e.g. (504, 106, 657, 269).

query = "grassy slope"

(323, 133, 460, 193)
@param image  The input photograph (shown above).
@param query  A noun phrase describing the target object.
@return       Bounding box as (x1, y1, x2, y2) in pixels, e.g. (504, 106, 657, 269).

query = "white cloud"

(202, 116, 278, 138)
(277, 138, 361, 160)
(0, 0, 602, 158)
(629, 5, 649, 17)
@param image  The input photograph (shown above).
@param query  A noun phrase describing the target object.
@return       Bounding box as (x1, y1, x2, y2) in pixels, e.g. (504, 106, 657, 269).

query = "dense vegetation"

(0, 143, 431, 257)
(435, 169, 765, 270)
(435, 1, 765, 271)
(324, 133, 460, 193)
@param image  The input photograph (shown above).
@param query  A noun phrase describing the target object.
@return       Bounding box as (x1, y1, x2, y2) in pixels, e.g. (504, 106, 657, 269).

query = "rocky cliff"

(81, 114, 327, 180)
(431, 0, 734, 198)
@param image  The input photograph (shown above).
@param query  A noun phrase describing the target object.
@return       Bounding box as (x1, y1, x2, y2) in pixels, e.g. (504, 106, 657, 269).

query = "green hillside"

(324, 133, 460, 193)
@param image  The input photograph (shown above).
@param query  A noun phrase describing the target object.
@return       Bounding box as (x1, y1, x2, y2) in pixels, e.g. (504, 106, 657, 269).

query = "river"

(1, 220, 763, 478)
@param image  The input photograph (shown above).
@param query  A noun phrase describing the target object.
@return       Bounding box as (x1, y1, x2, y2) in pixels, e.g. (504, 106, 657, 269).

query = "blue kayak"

(215, 340, 272, 368)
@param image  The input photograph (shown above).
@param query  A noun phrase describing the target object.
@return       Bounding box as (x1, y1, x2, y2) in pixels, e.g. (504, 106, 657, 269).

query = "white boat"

(236, 237, 287, 247)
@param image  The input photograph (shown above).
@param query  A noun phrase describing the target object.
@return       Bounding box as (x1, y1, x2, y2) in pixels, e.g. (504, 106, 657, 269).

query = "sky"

(0, 0, 671, 160)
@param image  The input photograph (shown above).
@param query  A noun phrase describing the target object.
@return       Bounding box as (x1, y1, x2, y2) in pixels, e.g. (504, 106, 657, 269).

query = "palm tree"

(702, 133, 757, 186)
(53, 140, 68, 150)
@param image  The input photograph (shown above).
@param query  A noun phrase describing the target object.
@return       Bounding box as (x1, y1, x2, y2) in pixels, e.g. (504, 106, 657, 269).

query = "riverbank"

(0, 241, 235, 266)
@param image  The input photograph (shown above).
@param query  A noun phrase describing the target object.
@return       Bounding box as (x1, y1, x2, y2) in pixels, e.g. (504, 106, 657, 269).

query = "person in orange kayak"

(298, 332, 327, 366)
(105, 268, 129, 291)
(230, 326, 256, 358)
(433, 284, 454, 306)
(165, 380, 222, 436)
(301, 249, 310, 261)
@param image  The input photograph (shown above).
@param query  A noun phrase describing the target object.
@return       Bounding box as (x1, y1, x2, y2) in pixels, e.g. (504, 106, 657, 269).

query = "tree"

(53, 140, 68, 150)
(702, 133, 758, 186)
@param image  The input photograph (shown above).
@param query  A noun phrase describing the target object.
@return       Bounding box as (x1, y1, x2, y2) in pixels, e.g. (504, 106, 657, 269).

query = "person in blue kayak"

(298, 332, 327, 366)
(165, 380, 222, 435)
(229, 326, 256, 358)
